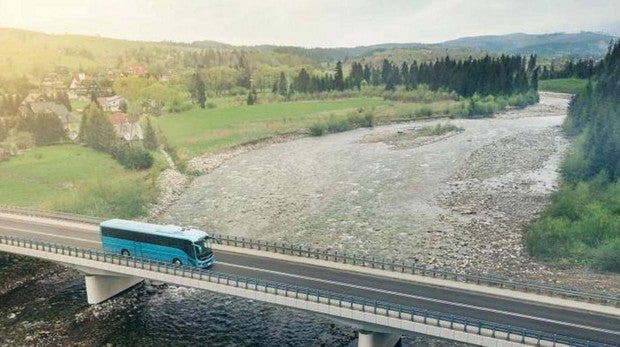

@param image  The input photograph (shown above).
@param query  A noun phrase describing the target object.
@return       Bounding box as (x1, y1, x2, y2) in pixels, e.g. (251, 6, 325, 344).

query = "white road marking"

(216, 261, 620, 335)
(0, 225, 100, 245)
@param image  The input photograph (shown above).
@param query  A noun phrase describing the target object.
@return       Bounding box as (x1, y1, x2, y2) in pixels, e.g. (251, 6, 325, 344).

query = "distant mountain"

(441, 32, 615, 58)
(246, 43, 430, 63)
(191, 39, 233, 48)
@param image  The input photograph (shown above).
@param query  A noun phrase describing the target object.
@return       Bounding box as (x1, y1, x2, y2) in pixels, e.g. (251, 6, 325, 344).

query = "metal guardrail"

(0, 234, 612, 347)
(1, 205, 618, 307)
(213, 233, 620, 307)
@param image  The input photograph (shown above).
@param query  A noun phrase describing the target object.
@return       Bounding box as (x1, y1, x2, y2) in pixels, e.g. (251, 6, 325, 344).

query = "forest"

(527, 41, 620, 272)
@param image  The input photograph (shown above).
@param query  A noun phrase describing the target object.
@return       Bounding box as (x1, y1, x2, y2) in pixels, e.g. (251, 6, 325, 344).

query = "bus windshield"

(194, 239, 213, 260)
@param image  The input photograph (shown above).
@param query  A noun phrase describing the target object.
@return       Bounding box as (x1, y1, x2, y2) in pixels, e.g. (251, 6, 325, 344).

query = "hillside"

(0, 28, 316, 79)
(441, 32, 615, 58)
(0, 28, 615, 81)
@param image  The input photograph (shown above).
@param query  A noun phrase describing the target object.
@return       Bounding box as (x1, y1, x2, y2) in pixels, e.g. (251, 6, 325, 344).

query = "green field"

(539, 78, 589, 94)
(153, 98, 391, 156)
(0, 145, 158, 218)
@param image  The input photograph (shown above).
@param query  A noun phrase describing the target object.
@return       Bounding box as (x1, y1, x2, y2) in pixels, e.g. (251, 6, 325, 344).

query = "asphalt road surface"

(0, 214, 618, 345)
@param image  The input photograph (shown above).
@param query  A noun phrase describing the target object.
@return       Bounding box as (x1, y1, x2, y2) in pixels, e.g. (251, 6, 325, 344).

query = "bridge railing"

(1, 205, 617, 307)
(213, 233, 620, 307)
(0, 234, 611, 347)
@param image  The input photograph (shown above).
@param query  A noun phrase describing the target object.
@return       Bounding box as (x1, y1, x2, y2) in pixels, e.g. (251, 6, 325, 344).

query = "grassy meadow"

(539, 78, 589, 94)
(153, 97, 392, 156)
(0, 145, 162, 218)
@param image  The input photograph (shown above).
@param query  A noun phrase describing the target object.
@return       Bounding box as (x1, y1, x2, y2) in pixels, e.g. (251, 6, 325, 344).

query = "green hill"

(441, 32, 615, 58)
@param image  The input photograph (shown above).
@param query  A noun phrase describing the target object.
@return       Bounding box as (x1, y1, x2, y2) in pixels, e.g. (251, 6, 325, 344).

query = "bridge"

(0, 208, 618, 347)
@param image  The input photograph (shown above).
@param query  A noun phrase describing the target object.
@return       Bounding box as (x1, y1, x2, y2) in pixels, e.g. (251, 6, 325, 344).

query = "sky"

(0, 0, 618, 47)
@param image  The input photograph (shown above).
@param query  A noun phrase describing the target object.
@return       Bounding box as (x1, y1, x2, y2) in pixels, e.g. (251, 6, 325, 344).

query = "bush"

(206, 102, 217, 109)
(110, 146, 154, 170)
(527, 178, 620, 271)
(326, 116, 350, 133)
(560, 134, 591, 182)
(347, 111, 374, 128)
(309, 122, 326, 136)
(526, 216, 573, 259)
(418, 123, 464, 137)
(309, 109, 375, 136)
(447, 103, 471, 118)
(593, 239, 620, 272)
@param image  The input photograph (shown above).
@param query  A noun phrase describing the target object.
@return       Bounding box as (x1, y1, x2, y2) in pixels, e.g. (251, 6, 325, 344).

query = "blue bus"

(100, 219, 216, 268)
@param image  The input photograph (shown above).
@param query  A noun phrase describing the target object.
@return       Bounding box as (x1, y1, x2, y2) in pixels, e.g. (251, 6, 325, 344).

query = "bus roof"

(100, 219, 208, 243)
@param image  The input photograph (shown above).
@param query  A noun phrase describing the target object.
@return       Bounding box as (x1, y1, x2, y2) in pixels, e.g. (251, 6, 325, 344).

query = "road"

(0, 214, 618, 345)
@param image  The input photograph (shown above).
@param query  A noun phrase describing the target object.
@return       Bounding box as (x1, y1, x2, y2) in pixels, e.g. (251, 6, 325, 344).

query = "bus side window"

(183, 242, 193, 257)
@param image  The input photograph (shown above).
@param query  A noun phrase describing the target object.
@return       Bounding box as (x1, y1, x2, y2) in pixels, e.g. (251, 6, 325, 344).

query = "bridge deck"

(0, 214, 618, 345)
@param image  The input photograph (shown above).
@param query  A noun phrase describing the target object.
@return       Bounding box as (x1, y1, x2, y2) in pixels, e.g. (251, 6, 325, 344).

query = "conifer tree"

(83, 102, 116, 151)
(278, 72, 288, 96)
(143, 117, 158, 150)
(334, 61, 344, 91)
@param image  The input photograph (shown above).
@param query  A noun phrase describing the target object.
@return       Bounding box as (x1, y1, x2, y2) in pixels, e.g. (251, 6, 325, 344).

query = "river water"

(0, 255, 455, 346)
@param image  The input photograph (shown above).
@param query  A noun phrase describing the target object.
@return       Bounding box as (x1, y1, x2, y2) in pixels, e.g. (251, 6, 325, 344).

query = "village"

(1, 66, 164, 161)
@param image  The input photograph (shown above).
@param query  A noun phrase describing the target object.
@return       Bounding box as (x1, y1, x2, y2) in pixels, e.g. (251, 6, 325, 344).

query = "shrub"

(326, 116, 350, 133)
(347, 112, 374, 128)
(448, 103, 471, 118)
(418, 123, 464, 137)
(111, 145, 154, 170)
(573, 204, 619, 248)
(526, 216, 573, 259)
(593, 239, 620, 272)
(309, 122, 326, 136)
(560, 134, 591, 182)
(415, 106, 433, 117)
(206, 102, 217, 109)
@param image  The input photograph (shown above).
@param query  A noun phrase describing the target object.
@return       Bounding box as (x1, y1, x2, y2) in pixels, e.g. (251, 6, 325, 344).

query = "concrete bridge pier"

(84, 274, 143, 304)
(358, 330, 402, 347)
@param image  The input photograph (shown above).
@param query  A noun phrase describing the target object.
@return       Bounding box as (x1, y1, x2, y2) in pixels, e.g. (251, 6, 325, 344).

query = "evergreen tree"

(362, 64, 371, 84)
(295, 68, 311, 93)
(143, 117, 158, 150)
(55, 91, 72, 111)
(278, 72, 288, 96)
(83, 102, 116, 151)
(78, 111, 88, 142)
(17, 113, 65, 146)
(190, 73, 206, 108)
(530, 67, 539, 91)
(334, 61, 344, 91)
(246, 88, 258, 105)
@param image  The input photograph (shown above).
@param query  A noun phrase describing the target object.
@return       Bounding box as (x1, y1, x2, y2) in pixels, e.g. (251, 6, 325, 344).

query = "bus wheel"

(121, 249, 130, 257)
(173, 259, 182, 267)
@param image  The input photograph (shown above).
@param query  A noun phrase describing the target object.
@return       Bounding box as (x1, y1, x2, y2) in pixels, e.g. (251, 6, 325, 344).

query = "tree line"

(273, 54, 538, 98)
(539, 58, 600, 80)
(526, 41, 620, 272)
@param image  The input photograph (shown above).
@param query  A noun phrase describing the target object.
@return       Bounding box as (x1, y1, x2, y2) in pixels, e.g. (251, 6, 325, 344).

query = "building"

(97, 95, 126, 112)
(68, 73, 99, 100)
(110, 113, 143, 143)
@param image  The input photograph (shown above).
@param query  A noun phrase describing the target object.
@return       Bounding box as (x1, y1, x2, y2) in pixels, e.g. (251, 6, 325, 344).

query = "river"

(0, 255, 457, 346)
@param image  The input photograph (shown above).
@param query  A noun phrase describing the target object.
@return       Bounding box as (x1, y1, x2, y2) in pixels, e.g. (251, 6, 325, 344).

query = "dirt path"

(159, 93, 618, 293)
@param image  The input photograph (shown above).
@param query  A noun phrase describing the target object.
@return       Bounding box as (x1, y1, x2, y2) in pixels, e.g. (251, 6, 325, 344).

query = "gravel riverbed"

(157, 92, 618, 294)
